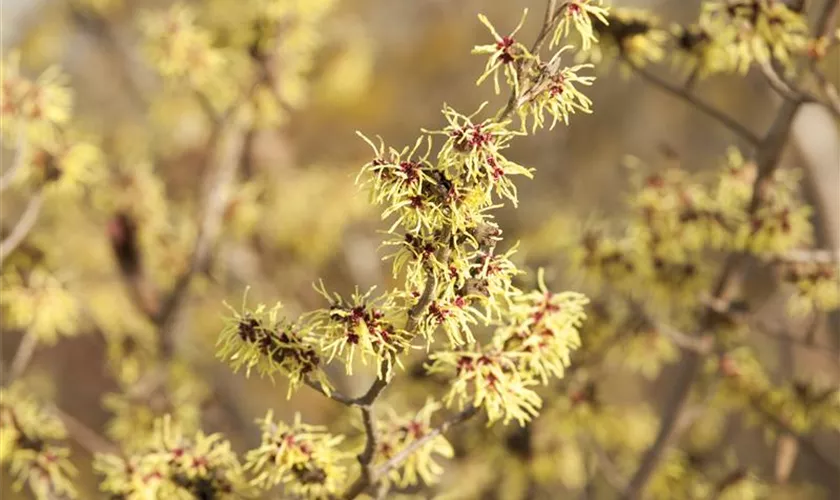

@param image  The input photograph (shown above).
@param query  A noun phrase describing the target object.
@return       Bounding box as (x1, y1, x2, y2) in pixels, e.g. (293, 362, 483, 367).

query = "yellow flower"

(553, 0, 611, 51)
(0, 268, 80, 345)
(473, 10, 532, 95)
(374, 400, 454, 488)
(245, 411, 351, 498)
(1, 52, 73, 145)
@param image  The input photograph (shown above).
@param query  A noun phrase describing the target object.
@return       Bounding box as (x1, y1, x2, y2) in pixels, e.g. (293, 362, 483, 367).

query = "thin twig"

(373, 406, 478, 478)
(50, 405, 120, 456)
(8, 331, 38, 382)
(0, 190, 44, 267)
(625, 59, 761, 146)
(304, 378, 355, 406)
(811, 67, 840, 117)
(586, 438, 629, 492)
(156, 120, 248, 359)
(498, 0, 563, 121)
(0, 132, 28, 192)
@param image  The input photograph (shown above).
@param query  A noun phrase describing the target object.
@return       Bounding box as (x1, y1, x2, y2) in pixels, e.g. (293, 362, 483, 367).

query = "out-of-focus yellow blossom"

(0, 384, 77, 499)
(96, 415, 251, 499)
(223, 180, 263, 241)
(669, 23, 735, 77)
(139, 3, 225, 88)
(17, 137, 102, 195)
(782, 260, 840, 316)
(0, 52, 72, 144)
(700, 0, 809, 75)
(103, 362, 208, 451)
(265, 165, 370, 266)
(606, 328, 679, 380)
(588, 8, 668, 70)
(733, 168, 813, 258)
(0, 268, 80, 345)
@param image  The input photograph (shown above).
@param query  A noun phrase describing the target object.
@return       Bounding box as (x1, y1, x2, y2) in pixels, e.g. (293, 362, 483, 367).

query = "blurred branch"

(69, 7, 151, 111)
(0, 190, 44, 268)
(50, 404, 120, 456)
(0, 132, 27, 192)
(758, 60, 840, 119)
(623, 58, 761, 146)
(7, 331, 38, 383)
(582, 436, 628, 492)
(155, 120, 247, 359)
(810, 67, 840, 116)
(744, 389, 840, 475)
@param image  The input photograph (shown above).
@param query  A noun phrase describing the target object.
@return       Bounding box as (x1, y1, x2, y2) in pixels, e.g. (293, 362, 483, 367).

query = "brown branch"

(585, 437, 629, 492)
(155, 120, 247, 359)
(0, 190, 44, 268)
(373, 406, 478, 479)
(50, 405, 120, 456)
(303, 378, 355, 406)
(342, 406, 379, 499)
(624, 59, 761, 146)
(0, 132, 27, 193)
(7, 331, 38, 383)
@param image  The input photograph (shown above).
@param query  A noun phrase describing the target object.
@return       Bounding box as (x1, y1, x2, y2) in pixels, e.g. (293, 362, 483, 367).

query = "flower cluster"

(524, 49, 596, 130)
(373, 400, 454, 488)
(103, 362, 208, 451)
(492, 274, 588, 384)
(0, 268, 81, 345)
(572, 149, 821, 312)
(358, 102, 539, 346)
(699, 0, 808, 74)
(474, 11, 601, 130)
(245, 411, 351, 498)
(0, 384, 77, 500)
(0, 52, 101, 194)
(139, 4, 224, 88)
(426, 272, 588, 426)
(711, 349, 840, 436)
(553, 1, 611, 51)
(588, 8, 668, 69)
(305, 283, 412, 378)
(780, 257, 840, 316)
(473, 11, 532, 95)
(217, 298, 332, 397)
(95, 415, 250, 499)
(427, 349, 542, 426)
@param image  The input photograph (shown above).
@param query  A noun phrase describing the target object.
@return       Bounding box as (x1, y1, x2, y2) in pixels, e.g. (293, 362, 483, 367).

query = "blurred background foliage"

(1, 0, 838, 498)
